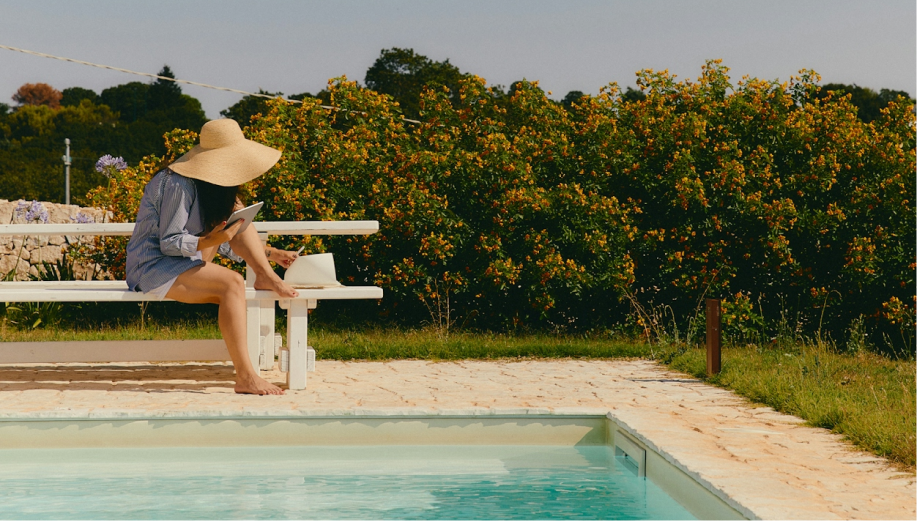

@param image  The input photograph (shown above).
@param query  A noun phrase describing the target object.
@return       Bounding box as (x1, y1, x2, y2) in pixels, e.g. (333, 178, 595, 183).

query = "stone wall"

(0, 200, 110, 281)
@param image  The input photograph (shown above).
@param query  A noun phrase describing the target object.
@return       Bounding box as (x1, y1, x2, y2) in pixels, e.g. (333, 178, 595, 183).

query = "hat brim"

(169, 139, 281, 186)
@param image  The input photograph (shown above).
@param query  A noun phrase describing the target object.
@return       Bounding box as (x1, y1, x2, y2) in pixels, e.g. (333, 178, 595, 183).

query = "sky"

(1, 0, 914, 119)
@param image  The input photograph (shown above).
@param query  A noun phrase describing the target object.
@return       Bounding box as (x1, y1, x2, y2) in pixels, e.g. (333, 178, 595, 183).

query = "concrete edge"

(0, 407, 611, 422)
(606, 411, 758, 520)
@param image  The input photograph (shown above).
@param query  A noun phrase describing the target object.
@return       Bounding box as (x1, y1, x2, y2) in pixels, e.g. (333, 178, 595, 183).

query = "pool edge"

(606, 412, 752, 520)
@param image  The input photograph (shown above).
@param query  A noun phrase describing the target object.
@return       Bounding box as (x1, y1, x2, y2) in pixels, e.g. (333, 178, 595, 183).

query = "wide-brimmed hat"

(168, 119, 281, 186)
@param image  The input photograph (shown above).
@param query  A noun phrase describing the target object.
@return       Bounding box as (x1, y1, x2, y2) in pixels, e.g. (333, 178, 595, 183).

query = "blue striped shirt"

(126, 169, 242, 292)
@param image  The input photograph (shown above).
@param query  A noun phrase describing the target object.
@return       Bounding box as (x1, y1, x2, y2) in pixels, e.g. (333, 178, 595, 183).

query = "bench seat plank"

(0, 280, 128, 288)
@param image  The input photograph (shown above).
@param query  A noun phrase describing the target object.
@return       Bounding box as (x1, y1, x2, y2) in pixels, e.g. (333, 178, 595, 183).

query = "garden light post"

(62, 138, 71, 205)
(706, 298, 721, 375)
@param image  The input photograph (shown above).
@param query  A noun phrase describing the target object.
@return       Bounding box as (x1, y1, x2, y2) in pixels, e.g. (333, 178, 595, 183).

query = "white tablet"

(226, 201, 263, 234)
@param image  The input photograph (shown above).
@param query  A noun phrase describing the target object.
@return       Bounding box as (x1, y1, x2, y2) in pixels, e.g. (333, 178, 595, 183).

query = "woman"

(126, 119, 299, 395)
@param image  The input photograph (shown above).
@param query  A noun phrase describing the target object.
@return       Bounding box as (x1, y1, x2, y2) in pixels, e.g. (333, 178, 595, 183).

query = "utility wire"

(0, 44, 421, 124)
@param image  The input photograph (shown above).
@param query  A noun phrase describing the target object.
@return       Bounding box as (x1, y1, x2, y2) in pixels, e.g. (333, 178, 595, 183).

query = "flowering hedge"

(596, 63, 914, 352)
(239, 74, 637, 330)
(85, 61, 915, 353)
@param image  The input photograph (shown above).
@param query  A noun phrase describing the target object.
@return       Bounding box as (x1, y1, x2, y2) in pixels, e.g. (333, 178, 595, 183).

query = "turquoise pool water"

(0, 445, 695, 520)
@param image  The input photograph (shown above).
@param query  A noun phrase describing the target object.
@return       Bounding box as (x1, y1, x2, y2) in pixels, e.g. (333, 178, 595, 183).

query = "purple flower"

(15, 200, 49, 224)
(70, 212, 95, 224)
(95, 155, 128, 178)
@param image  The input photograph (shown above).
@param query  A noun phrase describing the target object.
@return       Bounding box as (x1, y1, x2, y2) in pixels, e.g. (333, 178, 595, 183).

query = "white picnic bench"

(0, 221, 383, 390)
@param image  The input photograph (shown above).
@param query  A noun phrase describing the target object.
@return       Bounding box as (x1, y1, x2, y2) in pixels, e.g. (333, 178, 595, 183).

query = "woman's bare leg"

(229, 224, 299, 297)
(166, 262, 284, 395)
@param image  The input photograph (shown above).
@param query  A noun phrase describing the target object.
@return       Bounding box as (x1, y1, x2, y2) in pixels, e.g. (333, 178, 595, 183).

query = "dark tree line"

(813, 83, 913, 123)
(0, 66, 206, 203)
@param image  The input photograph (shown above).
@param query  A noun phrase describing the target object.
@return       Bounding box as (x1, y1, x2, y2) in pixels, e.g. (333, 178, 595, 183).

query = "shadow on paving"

(0, 364, 237, 393)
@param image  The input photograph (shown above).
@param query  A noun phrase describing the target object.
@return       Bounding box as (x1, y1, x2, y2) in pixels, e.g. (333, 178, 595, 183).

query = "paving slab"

(0, 359, 913, 520)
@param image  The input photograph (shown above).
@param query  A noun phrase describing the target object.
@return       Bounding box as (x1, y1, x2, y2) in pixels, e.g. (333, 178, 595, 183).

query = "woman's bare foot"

(254, 274, 299, 298)
(235, 373, 285, 395)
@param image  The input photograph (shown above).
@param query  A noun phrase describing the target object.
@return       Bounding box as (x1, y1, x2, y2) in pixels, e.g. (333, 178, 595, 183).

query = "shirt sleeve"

(218, 242, 244, 263)
(158, 174, 201, 257)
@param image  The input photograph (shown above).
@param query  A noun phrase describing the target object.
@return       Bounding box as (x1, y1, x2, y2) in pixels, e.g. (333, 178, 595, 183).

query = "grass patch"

(0, 318, 221, 342)
(661, 343, 916, 470)
(311, 327, 653, 360)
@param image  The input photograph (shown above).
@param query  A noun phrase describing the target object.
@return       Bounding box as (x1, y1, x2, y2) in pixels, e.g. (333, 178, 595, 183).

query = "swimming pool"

(0, 414, 746, 519)
(0, 445, 695, 520)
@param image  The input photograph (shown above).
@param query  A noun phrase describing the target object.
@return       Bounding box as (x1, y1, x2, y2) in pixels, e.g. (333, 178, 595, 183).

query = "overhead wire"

(0, 44, 421, 124)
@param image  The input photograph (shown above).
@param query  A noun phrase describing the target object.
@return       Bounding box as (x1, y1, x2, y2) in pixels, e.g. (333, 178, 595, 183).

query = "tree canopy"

(12, 83, 63, 109)
(61, 87, 100, 107)
(364, 48, 468, 119)
(220, 90, 314, 126)
(815, 83, 914, 123)
(561, 90, 586, 109)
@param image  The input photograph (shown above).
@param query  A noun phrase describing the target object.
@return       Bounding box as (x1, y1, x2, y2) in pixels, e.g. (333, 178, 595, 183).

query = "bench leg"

(246, 299, 261, 374)
(259, 299, 276, 370)
(246, 299, 277, 373)
(244, 232, 272, 373)
(286, 299, 309, 390)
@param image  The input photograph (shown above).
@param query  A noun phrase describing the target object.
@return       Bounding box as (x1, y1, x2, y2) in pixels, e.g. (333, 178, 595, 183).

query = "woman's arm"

(265, 246, 299, 268)
(199, 220, 245, 252)
(158, 175, 202, 257)
(159, 175, 245, 257)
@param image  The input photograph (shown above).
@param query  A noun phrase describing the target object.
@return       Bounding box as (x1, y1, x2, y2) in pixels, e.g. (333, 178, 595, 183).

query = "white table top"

(0, 221, 379, 236)
(0, 284, 383, 302)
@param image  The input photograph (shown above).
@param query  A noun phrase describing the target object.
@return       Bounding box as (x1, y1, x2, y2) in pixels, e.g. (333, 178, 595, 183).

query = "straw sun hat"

(168, 119, 281, 186)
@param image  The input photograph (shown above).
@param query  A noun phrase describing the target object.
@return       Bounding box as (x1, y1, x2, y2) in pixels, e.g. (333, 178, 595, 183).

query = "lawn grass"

(310, 326, 654, 360)
(661, 343, 916, 470)
(0, 318, 222, 342)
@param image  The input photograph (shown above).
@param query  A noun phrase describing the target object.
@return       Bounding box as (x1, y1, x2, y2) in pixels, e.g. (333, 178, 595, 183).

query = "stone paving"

(0, 359, 914, 519)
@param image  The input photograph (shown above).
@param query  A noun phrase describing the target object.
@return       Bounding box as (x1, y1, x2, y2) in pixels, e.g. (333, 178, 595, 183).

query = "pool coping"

(0, 407, 606, 421)
(607, 411, 753, 520)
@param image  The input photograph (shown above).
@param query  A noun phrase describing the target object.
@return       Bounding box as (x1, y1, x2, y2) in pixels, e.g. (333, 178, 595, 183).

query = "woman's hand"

(265, 247, 299, 268)
(198, 219, 245, 252)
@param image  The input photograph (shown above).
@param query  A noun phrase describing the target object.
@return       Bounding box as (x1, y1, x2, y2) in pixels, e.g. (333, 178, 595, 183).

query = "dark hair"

(193, 178, 240, 232)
